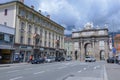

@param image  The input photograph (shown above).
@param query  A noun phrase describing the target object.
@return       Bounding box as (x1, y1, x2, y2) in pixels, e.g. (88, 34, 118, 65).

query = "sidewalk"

(0, 62, 29, 67)
(105, 63, 120, 80)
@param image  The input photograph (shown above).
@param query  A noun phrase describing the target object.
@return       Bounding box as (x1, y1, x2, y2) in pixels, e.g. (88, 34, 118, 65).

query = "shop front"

(14, 45, 33, 62)
(0, 45, 14, 64)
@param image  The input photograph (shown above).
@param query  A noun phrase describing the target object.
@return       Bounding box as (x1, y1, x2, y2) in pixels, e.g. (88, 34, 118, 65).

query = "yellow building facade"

(0, 1, 65, 62)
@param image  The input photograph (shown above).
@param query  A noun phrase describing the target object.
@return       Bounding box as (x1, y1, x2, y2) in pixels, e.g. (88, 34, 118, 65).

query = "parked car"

(66, 56, 72, 61)
(107, 57, 119, 63)
(85, 56, 96, 62)
(45, 56, 55, 63)
(31, 58, 45, 64)
(55, 56, 65, 62)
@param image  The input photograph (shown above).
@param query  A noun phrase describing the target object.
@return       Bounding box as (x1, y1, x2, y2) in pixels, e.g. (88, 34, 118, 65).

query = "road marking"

(83, 68, 86, 70)
(24, 68, 33, 70)
(9, 76, 23, 80)
(96, 65, 100, 68)
(94, 67, 97, 69)
(58, 66, 66, 69)
(94, 65, 100, 69)
(7, 70, 20, 73)
(34, 71, 45, 74)
(103, 65, 108, 80)
(71, 64, 76, 67)
(78, 70, 82, 73)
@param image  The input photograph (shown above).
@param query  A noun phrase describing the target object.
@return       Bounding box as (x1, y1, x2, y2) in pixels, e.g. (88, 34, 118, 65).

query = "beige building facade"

(64, 36, 74, 59)
(72, 23, 109, 61)
(0, 1, 65, 62)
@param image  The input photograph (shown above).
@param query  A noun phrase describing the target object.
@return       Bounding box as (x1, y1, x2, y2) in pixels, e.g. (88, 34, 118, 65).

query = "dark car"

(107, 57, 118, 63)
(31, 58, 45, 64)
(55, 56, 65, 62)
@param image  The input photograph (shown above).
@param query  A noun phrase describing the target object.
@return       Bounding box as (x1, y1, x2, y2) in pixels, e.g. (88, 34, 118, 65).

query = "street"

(0, 61, 107, 80)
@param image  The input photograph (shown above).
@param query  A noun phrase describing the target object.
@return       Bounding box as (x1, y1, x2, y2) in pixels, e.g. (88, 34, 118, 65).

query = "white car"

(85, 56, 96, 62)
(45, 56, 55, 63)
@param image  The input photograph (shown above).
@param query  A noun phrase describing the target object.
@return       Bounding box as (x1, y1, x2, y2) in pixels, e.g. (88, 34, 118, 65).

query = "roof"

(64, 36, 72, 42)
(0, 1, 65, 30)
(72, 28, 108, 33)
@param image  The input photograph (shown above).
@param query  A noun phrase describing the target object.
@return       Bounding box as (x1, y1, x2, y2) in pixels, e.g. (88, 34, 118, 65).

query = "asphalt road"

(0, 61, 106, 80)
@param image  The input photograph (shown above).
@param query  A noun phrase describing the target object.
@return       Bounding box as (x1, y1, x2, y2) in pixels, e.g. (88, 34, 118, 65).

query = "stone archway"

(84, 43, 92, 57)
(100, 50, 105, 60)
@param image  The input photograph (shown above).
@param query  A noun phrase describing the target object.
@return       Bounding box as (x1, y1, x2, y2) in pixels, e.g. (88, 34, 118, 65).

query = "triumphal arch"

(72, 23, 109, 60)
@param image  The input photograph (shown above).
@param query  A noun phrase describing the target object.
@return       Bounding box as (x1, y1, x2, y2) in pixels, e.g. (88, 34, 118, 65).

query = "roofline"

(72, 28, 108, 33)
(0, 1, 65, 30)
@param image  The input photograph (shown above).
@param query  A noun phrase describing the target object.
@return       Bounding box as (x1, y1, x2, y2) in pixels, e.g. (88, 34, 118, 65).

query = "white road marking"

(7, 70, 20, 73)
(33, 71, 45, 74)
(24, 68, 33, 70)
(83, 68, 86, 70)
(94, 65, 100, 69)
(58, 66, 66, 69)
(78, 70, 82, 73)
(94, 67, 97, 69)
(103, 65, 108, 80)
(96, 65, 100, 68)
(9, 76, 23, 80)
(71, 64, 76, 67)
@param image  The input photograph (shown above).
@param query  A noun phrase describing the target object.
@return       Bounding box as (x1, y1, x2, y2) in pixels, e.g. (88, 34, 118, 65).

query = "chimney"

(38, 10, 41, 13)
(47, 15, 50, 19)
(31, 5, 34, 9)
(19, 0, 24, 3)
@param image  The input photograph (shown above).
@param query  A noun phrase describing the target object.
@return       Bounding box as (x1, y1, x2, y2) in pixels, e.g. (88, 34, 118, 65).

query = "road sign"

(112, 47, 116, 54)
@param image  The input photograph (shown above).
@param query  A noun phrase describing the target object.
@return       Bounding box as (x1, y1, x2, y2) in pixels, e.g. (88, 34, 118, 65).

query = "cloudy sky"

(1, 0, 120, 34)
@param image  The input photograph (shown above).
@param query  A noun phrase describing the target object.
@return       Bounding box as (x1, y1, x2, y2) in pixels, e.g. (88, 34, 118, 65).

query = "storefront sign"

(19, 46, 27, 48)
(0, 45, 12, 49)
(40, 48, 44, 51)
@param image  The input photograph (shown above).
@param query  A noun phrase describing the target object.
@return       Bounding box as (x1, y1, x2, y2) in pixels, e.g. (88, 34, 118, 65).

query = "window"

(44, 41, 46, 47)
(4, 9, 8, 16)
(20, 36, 24, 44)
(28, 25, 32, 33)
(21, 22, 25, 30)
(45, 31, 47, 39)
(49, 32, 51, 39)
(0, 33, 4, 41)
(10, 35, 13, 43)
(40, 40, 42, 46)
(35, 27, 37, 33)
(52, 43, 54, 48)
(49, 42, 50, 47)
(40, 28, 43, 36)
(28, 38, 31, 45)
(4, 34, 10, 42)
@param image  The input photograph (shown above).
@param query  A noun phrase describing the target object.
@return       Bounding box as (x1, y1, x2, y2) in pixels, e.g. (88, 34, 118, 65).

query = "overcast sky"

(1, 0, 120, 34)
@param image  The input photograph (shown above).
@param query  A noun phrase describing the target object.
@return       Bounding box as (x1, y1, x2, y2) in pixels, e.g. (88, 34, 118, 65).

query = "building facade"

(64, 36, 74, 59)
(0, 1, 65, 62)
(114, 34, 120, 54)
(72, 23, 109, 61)
(0, 24, 14, 64)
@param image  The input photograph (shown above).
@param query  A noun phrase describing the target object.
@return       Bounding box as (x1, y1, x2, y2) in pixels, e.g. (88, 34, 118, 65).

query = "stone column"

(80, 39, 84, 61)
(92, 39, 95, 57)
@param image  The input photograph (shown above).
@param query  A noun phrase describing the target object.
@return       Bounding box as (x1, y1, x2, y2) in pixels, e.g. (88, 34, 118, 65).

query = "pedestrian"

(29, 55, 33, 63)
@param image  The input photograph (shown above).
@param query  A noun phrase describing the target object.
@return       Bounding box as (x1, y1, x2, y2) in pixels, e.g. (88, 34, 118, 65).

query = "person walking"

(29, 55, 33, 63)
